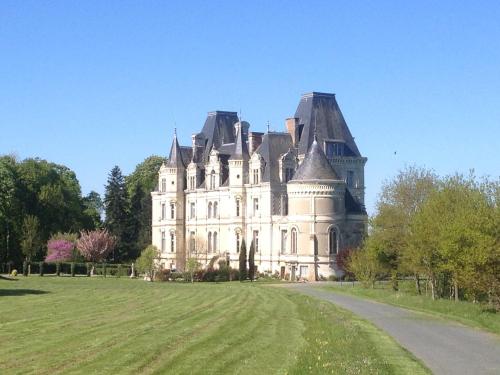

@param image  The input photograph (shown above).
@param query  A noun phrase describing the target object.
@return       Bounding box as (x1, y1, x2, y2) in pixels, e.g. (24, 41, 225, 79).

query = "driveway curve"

(287, 283, 500, 375)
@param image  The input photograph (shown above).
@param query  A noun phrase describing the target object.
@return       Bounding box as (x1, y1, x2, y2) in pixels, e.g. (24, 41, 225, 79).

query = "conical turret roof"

(290, 138, 340, 181)
(229, 121, 249, 161)
(167, 130, 185, 168)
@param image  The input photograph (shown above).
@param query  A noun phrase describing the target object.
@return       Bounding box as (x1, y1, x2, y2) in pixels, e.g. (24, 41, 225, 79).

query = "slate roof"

(345, 189, 366, 214)
(229, 121, 250, 161)
(254, 132, 293, 183)
(294, 92, 361, 157)
(290, 138, 340, 182)
(167, 133, 185, 168)
(200, 111, 239, 162)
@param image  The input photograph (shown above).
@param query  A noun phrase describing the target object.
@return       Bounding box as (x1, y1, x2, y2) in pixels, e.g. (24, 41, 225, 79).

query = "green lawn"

(321, 281, 500, 335)
(0, 277, 428, 375)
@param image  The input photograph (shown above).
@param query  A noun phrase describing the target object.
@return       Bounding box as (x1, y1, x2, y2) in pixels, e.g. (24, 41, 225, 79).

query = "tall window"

(329, 228, 338, 255)
(236, 232, 241, 253)
(253, 198, 259, 215)
(208, 232, 212, 253)
(253, 230, 259, 253)
(284, 168, 294, 182)
(208, 202, 212, 218)
(253, 169, 259, 184)
(210, 170, 216, 190)
(190, 231, 196, 252)
(190, 202, 196, 219)
(281, 230, 287, 253)
(291, 228, 297, 254)
(213, 202, 218, 218)
(161, 203, 166, 220)
(325, 141, 344, 158)
(170, 203, 175, 219)
(346, 170, 354, 188)
(189, 176, 195, 190)
(213, 232, 218, 252)
(170, 232, 175, 252)
(236, 199, 240, 217)
(161, 178, 166, 192)
(161, 231, 166, 252)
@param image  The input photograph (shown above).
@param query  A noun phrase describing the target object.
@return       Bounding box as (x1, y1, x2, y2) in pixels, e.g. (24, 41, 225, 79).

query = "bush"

(11, 269, 17, 277)
(22, 261, 28, 276)
(102, 263, 107, 278)
(39, 261, 44, 277)
(155, 269, 171, 282)
(170, 272, 183, 281)
(86, 263, 91, 277)
(117, 264, 122, 278)
(56, 262, 61, 276)
(70, 262, 76, 277)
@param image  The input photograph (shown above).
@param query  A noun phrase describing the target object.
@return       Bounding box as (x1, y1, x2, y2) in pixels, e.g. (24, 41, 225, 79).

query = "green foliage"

(239, 239, 247, 281)
(70, 262, 76, 277)
(248, 241, 256, 281)
(136, 245, 161, 281)
(39, 261, 44, 276)
(185, 257, 200, 283)
(56, 262, 61, 276)
(346, 246, 386, 288)
(20, 215, 41, 262)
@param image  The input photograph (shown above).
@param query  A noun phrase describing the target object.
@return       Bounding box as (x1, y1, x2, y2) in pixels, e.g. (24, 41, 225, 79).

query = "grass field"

(0, 277, 429, 374)
(322, 281, 500, 335)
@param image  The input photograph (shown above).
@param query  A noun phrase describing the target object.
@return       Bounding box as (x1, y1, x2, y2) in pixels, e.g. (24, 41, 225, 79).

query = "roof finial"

(239, 109, 242, 123)
(267, 120, 270, 133)
(174, 126, 177, 138)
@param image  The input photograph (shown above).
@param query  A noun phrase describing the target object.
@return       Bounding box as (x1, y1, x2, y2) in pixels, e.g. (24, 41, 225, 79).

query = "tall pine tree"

(248, 241, 256, 281)
(104, 166, 130, 261)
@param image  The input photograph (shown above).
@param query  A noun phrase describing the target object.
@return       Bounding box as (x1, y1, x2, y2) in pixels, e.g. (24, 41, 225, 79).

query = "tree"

(20, 215, 40, 263)
(104, 166, 130, 261)
(239, 239, 247, 281)
(82, 191, 103, 229)
(136, 245, 161, 281)
(45, 239, 74, 263)
(77, 229, 116, 275)
(0, 156, 18, 263)
(185, 257, 200, 283)
(248, 241, 256, 281)
(346, 241, 385, 288)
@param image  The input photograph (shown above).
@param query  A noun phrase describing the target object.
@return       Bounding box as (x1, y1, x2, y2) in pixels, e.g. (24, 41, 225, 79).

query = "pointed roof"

(167, 130, 185, 168)
(254, 132, 293, 183)
(294, 92, 361, 157)
(290, 137, 340, 181)
(229, 121, 249, 161)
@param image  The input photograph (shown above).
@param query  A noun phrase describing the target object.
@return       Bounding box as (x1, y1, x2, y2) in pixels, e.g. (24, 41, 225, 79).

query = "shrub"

(86, 263, 91, 277)
(22, 261, 28, 276)
(102, 263, 107, 278)
(39, 261, 44, 277)
(117, 264, 122, 278)
(56, 262, 61, 276)
(70, 262, 76, 277)
(170, 272, 183, 281)
(155, 269, 171, 282)
(11, 269, 18, 277)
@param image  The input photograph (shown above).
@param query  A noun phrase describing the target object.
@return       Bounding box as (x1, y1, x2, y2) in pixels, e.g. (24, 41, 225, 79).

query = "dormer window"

(325, 141, 344, 158)
(210, 170, 216, 190)
(161, 178, 166, 192)
(284, 167, 294, 182)
(253, 169, 259, 184)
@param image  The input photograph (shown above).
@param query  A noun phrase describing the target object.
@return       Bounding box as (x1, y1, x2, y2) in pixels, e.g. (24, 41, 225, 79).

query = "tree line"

(346, 166, 499, 307)
(0, 154, 165, 265)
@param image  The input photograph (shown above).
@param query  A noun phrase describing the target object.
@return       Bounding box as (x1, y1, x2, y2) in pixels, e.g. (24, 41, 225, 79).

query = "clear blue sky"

(1, 1, 499, 214)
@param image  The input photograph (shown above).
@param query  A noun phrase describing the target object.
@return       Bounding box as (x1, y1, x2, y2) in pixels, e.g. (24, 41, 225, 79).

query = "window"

(285, 167, 294, 182)
(161, 231, 166, 252)
(253, 198, 259, 215)
(281, 230, 287, 253)
(190, 202, 195, 219)
(329, 228, 338, 255)
(210, 170, 216, 190)
(291, 228, 297, 254)
(161, 178, 166, 192)
(208, 202, 212, 218)
(253, 230, 259, 253)
(213, 232, 217, 252)
(281, 195, 288, 215)
(170, 232, 175, 252)
(236, 199, 240, 217)
(297, 124, 304, 141)
(300, 265, 308, 278)
(236, 232, 241, 252)
(189, 176, 196, 190)
(161, 203, 166, 220)
(190, 231, 196, 252)
(253, 169, 259, 184)
(213, 202, 218, 218)
(325, 141, 344, 158)
(170, 203, 175, 219)
(208, 232, 212, 253)
(346, 170, 354, 188)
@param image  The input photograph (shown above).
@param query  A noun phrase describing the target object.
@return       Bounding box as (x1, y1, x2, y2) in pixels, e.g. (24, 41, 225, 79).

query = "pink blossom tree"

(77, 229, 116, 275)
(45, 239, 74, 262)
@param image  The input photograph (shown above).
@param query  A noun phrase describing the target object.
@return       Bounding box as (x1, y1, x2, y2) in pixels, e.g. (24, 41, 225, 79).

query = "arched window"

(161, 203, 166, 220)
(170, 232, 175, 253)
(329, 228, 338, 255)
(236, 232, 241, 253)
(213, 232, 218, 253)
(170, 203, 175, 219)
(291, 228, 297, 254)
(208, 202, 212, 218)
(236, 199, 240, 217)
(210, 170, 216, 190)
(213, 202, 218, 218)
(208, 232, 212, 253)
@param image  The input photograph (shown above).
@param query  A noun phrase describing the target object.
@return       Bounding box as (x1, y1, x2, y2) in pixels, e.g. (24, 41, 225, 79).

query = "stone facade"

(151, 92, 367, 280)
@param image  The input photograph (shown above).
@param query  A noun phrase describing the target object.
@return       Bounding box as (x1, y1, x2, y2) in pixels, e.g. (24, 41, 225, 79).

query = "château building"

(151, 92, 367, 280)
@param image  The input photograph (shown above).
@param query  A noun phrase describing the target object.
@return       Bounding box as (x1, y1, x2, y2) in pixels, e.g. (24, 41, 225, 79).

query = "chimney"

(286, 117, 299, 146)
(248, 132, 264, 154)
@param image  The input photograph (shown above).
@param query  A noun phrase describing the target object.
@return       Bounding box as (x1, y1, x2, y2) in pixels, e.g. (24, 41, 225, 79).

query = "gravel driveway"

(287, 283, 500, 375)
